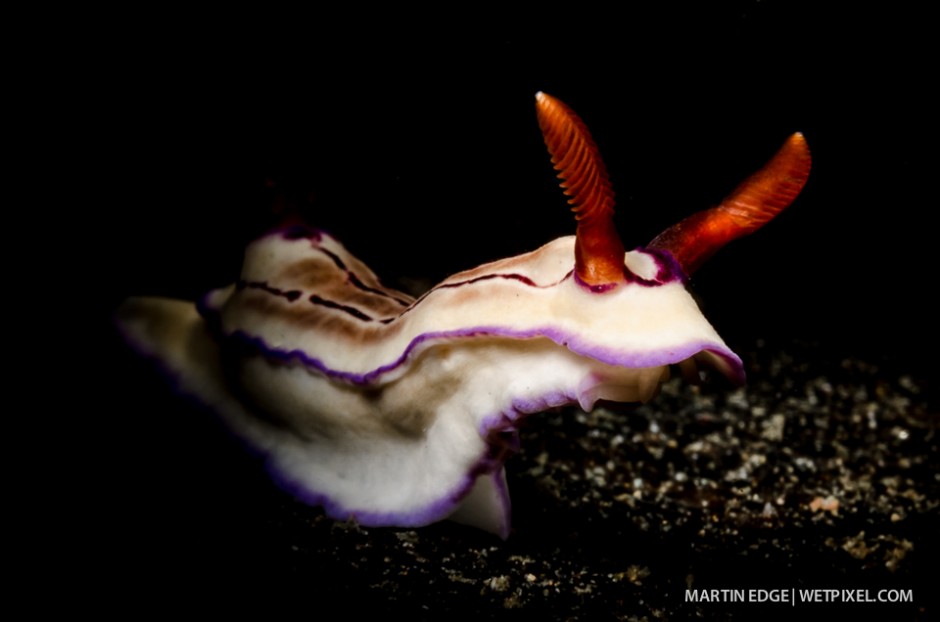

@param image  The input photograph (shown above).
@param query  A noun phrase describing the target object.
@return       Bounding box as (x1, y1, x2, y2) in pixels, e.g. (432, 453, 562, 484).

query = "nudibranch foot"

(119, 301, 728, 539)
(116, 92, 808, 537)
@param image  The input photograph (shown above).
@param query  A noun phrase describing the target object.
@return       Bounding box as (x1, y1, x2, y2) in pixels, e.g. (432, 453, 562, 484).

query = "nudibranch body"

(117, 92, 810, 538)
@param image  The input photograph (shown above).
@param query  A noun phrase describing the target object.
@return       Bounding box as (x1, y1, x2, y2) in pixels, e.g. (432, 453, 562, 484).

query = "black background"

(48, 3, 936, 614)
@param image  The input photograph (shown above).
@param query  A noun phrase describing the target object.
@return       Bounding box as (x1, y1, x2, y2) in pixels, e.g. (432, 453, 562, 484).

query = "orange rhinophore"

(649, 132, 811, 275)
(536, 91, 625, 289)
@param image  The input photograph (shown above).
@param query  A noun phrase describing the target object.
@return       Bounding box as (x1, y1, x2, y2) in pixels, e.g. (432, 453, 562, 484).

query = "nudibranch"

(117, 92, 810, 538)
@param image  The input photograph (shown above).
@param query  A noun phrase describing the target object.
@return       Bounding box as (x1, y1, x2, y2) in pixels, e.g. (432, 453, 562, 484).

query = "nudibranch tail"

(535, 92, 626, 288)
(648, 132, 811, 275)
